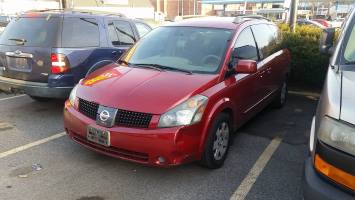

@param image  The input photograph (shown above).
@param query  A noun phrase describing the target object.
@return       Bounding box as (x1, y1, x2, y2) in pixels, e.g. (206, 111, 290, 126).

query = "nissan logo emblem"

(99, 110, 110, 122)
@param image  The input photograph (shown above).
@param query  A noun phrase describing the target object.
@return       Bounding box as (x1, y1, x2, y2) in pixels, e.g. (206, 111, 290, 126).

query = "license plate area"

(87, 126, 110, 147)
(6, 57, 31, 72)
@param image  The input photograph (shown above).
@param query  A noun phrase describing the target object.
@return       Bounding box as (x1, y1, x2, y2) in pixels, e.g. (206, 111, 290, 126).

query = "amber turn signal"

(315, 154, 355, 191)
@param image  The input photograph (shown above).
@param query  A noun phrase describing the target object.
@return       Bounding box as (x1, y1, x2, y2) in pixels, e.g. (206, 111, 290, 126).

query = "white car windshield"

(344, 21, 355, 63)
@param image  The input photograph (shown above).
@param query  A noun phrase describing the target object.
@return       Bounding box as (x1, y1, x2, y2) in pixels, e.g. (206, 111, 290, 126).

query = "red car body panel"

(64, 18, 291, 167)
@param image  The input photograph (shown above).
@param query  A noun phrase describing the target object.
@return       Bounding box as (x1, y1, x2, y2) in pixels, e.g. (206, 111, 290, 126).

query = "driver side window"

(233, 27, 259, 62)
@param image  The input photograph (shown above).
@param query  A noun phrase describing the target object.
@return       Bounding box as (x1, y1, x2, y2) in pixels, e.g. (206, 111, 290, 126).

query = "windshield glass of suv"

(0, 17, 60, 47)
(344, 21, 355, 63)
(122, 26, 233, 74)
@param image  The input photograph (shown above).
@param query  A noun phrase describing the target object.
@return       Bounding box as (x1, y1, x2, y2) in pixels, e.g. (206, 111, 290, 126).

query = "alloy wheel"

(213, 122, 230, 161)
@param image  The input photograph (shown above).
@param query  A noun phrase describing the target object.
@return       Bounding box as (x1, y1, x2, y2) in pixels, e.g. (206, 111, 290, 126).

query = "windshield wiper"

(345, 61, 355, 65)
(8, 38, 27, 45)
(133, 63, 193, 74)
(118, 61, 163, 72)
(118, 59, 130, 66)
(131, 63, 164, 72)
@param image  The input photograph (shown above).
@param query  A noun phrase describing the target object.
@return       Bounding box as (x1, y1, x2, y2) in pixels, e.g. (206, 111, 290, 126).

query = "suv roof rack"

(233, 15, 271, 23)
(26, 9, 93, 14)
(25, 9, 126, 18)
(105, 13, 126, 18)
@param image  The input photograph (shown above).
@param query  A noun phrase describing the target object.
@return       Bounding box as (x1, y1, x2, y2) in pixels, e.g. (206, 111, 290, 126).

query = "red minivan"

(64, 16, 291, 169)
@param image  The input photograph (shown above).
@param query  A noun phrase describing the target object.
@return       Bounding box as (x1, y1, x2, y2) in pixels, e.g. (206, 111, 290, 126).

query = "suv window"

(134, 22, 151, 37)
(344, 22, 355, 63)
(108, 21, 119, 46)
(251, 24, 275, 59)
(108, 20, 136, 46)
(233, 27, 258, 61)
(62, 18, 100, 48)
(0, 17, 60, 47)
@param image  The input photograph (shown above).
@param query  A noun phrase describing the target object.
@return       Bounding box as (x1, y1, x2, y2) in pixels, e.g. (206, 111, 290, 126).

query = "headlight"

(318, 116, 355, 156)
(158, 95, 208, 128)
(69, 84, 78, 107)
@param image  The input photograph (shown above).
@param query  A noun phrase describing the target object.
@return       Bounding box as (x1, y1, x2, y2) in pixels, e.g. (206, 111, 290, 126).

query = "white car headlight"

(158, 95, 208, 128)
(69, 84, 78, 106)
(318, 116, 355, 156)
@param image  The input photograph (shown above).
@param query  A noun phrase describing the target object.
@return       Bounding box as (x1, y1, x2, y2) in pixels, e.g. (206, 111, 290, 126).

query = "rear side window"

(108, 20, 136, 46)
(251, 24, 276, 59)
(62, 18, 100, 48)
(134, 22, 151, 37)
(233, 27, 258, 61)
(0, 17, 60, 47)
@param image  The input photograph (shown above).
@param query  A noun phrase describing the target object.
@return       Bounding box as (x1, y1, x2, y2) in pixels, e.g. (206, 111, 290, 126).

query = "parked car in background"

(0, 10, 151, 101)
(64, 16, 291, 169)
(312, 19, 331, 27)
(303, 8, 355, 200)
(330, 18, 345, 28)
(297, 19, 326, 29)
(0, 15, 12, 33)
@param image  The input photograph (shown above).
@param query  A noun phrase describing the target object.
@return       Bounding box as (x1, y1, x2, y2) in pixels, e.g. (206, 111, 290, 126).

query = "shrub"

(278, 24, 330, 89)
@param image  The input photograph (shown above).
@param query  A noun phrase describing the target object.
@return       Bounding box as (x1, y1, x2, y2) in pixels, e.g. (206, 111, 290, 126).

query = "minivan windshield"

(344, 20, 355, 63)
(121, 26, 233, 74)
(0, 17, 60, 47)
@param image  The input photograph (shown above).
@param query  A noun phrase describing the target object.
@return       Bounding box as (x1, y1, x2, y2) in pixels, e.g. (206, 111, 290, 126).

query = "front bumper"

(0, 76, 72, 98)
(64, 103, 203, 167)
(303, 157, 354, 200)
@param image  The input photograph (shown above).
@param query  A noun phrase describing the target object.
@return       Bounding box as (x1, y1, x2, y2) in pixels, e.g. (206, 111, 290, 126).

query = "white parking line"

(230, 137, 282, 200)
(0, 132, 66, 159)
(0, 94, 27, 101)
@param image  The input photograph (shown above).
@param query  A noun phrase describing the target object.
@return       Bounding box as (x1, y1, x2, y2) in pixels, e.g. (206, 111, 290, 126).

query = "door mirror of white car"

(320, 28, 336, 55)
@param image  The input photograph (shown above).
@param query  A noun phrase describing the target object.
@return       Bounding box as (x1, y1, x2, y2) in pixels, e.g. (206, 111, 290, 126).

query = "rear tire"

(200, 113, 231, 169)
(271, 80, 288, 109)
(29, 96, 51, 102)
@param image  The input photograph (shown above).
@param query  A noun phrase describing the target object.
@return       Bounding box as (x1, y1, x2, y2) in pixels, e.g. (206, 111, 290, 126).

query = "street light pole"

(60, 0, 67, 9)
(289, 0, 299, 33)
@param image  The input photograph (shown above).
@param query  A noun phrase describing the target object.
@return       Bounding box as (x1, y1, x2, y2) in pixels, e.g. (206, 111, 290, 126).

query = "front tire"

(200, 113, 231, 169)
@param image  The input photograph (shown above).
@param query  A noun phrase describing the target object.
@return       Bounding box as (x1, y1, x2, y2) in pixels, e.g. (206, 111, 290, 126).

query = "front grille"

(115, 109, 152, 128)
(78, 98, 99, 120)
(78, 98, 152, 128)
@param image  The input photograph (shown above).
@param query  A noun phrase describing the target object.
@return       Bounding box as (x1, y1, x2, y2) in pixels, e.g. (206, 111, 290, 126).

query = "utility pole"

(289, 0, 299, 33)
(60, 0, 67, 9)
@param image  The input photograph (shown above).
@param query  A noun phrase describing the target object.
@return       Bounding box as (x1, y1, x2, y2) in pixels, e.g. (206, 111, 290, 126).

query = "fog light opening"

(158, 156, 166, 164)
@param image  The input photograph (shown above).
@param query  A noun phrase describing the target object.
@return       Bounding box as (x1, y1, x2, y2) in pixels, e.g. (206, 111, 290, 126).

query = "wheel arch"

(198, 97, 235, 155)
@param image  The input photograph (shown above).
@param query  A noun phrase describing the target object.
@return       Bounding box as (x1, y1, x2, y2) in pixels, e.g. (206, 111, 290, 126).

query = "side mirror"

(320, 28, 335, 54)
(235, 60, 257, 74)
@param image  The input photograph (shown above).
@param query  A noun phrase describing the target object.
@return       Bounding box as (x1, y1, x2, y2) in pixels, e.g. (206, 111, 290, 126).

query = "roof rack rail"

(233, 15, 271, 23)
(32, 9, 66, 12)
(105, 13, 126, 18)
(26, 9, 93, 15)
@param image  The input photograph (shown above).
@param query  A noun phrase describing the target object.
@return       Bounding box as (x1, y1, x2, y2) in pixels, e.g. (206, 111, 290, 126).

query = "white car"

(330, 18, 344, 28)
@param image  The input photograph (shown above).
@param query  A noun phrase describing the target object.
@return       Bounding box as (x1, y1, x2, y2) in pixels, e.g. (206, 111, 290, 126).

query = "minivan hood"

(77, 64, 218, 114)
(340, 71, 355, 125)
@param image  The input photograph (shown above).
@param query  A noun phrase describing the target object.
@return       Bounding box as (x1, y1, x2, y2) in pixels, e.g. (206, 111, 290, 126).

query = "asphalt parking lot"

(0, 92, 318, 200)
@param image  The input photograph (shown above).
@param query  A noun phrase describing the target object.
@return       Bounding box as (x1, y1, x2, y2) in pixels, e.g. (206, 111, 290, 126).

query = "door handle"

(112, 51, 117, 54)
(259, 71, 266, 78)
